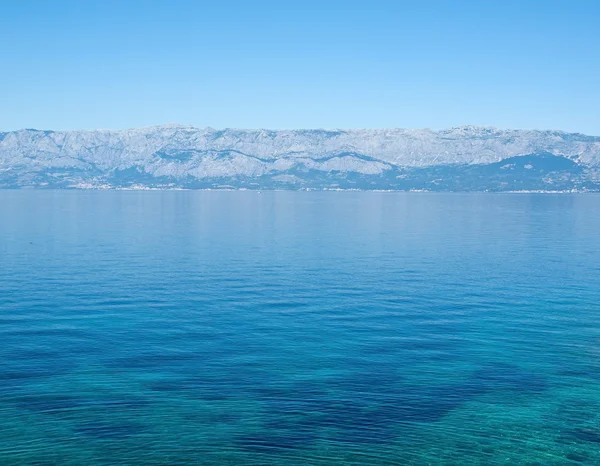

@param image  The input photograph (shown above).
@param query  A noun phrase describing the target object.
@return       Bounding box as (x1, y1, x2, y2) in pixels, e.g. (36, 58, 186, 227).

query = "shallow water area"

(1, 191, 599, 465)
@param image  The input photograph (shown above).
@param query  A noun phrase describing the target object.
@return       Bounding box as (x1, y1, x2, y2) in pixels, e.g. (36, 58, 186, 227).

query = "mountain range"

(1, 124, 599, 191)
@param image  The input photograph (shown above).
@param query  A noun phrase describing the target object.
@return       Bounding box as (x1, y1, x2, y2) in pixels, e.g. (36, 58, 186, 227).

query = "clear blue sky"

(2, 0, 599, 134)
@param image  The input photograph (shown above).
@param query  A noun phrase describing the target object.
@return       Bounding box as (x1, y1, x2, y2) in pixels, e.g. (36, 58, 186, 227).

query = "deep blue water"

(1, 191, 600, 465)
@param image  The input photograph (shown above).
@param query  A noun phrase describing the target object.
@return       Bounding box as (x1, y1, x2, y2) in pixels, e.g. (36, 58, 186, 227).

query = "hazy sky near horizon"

(2, 0, 599, 134)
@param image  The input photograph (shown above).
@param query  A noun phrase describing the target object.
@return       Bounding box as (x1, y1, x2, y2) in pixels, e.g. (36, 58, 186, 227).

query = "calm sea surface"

(1, 191, 599, 465)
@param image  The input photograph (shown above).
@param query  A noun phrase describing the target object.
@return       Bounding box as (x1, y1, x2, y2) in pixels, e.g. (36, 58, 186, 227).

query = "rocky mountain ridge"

(1, 125, 599, 190)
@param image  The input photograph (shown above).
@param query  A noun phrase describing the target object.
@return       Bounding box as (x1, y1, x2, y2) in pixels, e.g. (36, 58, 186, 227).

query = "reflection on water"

(1, 191, 599, 464)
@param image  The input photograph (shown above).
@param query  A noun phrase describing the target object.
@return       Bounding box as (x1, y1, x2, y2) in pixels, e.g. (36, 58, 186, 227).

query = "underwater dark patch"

(75, 422, 147, 439)
(3, 347, 67, 361)
(386, 395, 462, 423)
(91, 397, 150, 410)
(570, 428, 600, 444)
(205, 412, 240, 423)
(566, 451, 589, 462)
(16, 394, 85, 413)
(326, 362, 404, 395)
(1, 366, 68, 382)
(320, 404, 400, 442)
(261, 399, 401, 445)
(249, 367, 484, 449)
(471, 362, 548, 394)
(0, 353, 77, 382)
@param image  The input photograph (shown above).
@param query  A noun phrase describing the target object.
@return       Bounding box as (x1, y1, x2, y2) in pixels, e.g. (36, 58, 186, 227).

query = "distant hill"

(1, 125, 599, 191)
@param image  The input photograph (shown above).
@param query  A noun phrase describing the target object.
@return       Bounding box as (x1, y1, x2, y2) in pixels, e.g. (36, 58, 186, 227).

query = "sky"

(1, 0, 599, 134)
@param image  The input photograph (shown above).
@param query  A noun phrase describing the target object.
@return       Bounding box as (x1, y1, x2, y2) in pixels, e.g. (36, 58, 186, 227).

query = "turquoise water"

(1, 191, 599, 465)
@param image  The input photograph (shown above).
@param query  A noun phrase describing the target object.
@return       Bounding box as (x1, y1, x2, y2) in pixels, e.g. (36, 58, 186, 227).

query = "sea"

(1, 190, 599, 465)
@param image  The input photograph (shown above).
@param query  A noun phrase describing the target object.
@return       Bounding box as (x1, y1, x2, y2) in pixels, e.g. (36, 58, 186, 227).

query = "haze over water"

(1, 191, 600, 465)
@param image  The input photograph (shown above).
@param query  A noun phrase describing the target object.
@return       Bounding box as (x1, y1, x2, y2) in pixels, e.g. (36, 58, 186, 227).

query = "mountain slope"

(1, 125, 599, 190)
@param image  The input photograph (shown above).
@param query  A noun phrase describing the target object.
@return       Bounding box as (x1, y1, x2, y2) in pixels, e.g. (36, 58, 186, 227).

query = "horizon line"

(2, 124, 599, 138)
